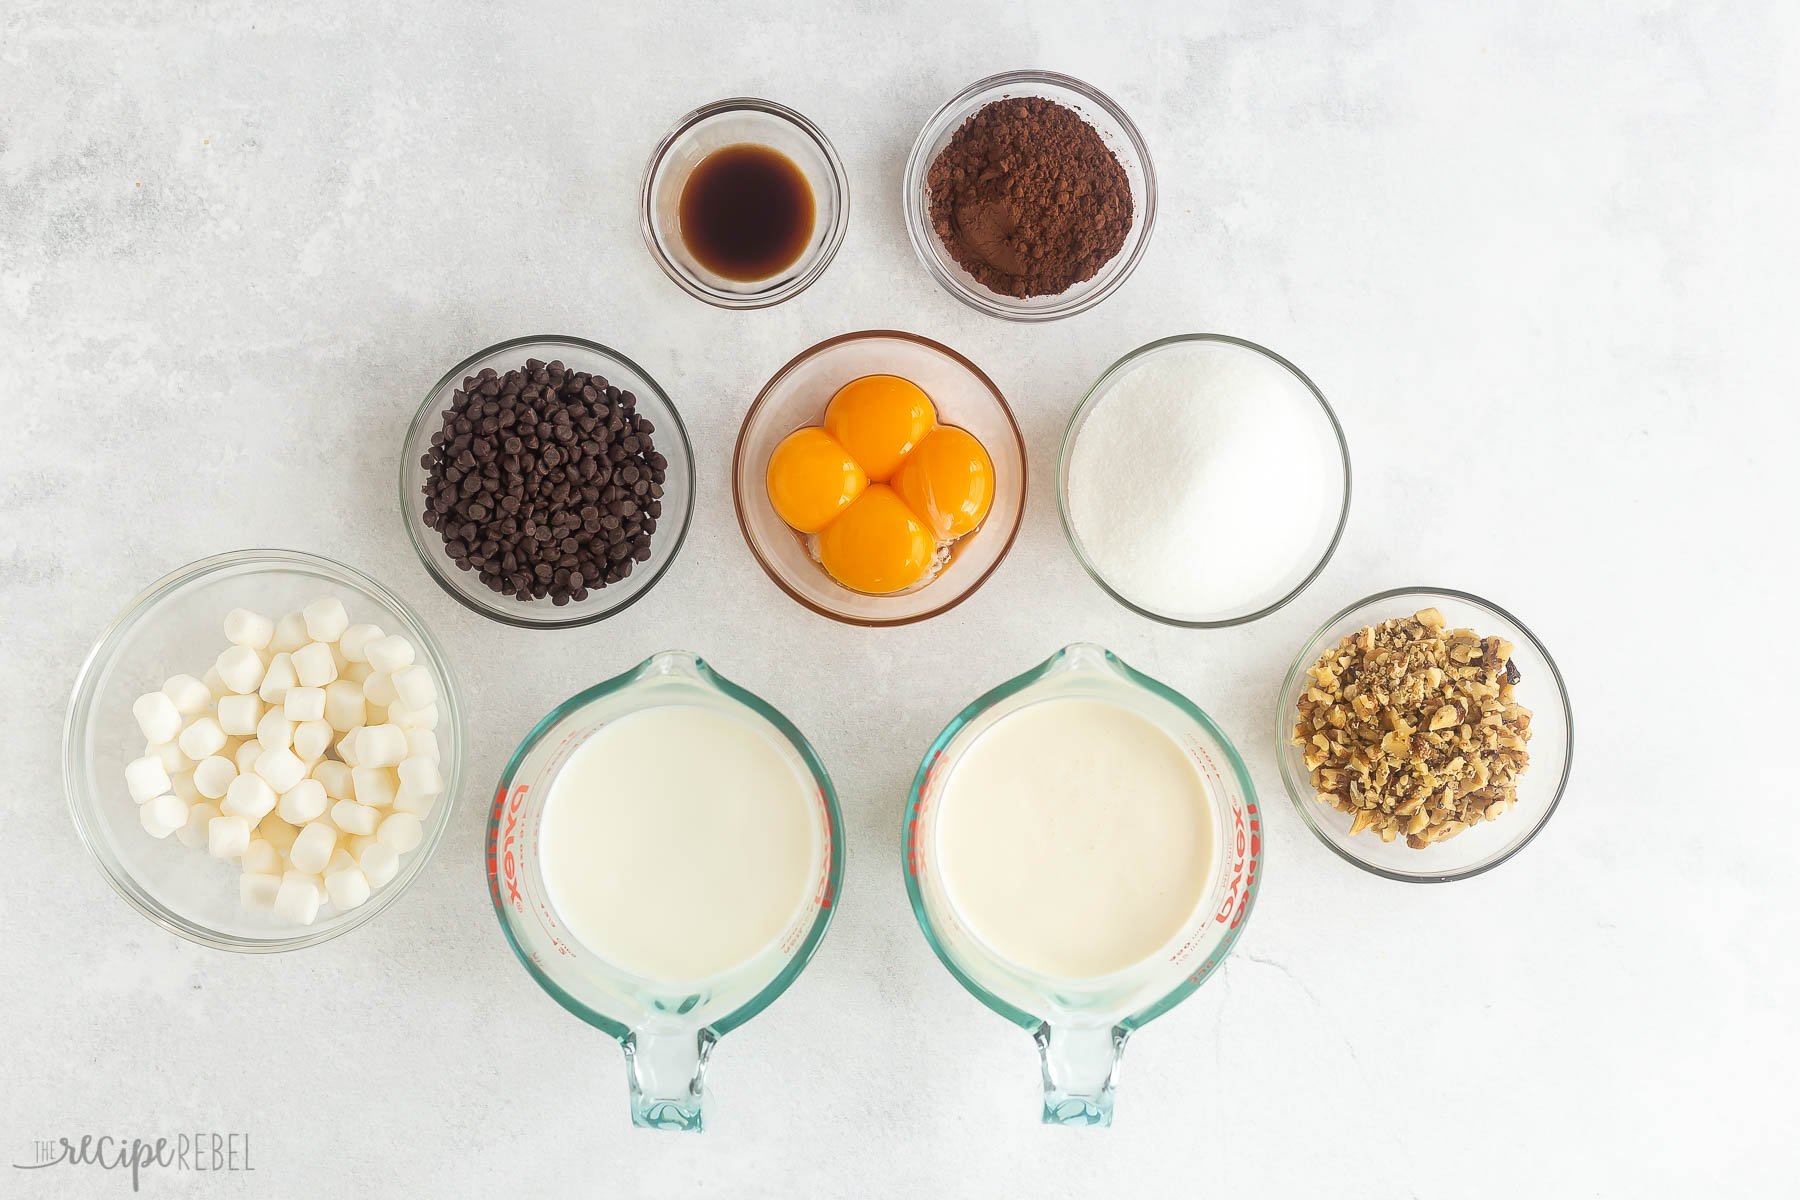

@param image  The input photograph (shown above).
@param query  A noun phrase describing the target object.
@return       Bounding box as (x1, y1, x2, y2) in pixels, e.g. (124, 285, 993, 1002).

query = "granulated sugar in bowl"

(1058, 334, 1350, 627)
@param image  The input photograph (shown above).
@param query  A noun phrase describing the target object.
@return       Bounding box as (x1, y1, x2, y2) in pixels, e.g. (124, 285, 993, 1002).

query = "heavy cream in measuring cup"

(935, 697, 1216, 979)
(539, 704, 821, 983)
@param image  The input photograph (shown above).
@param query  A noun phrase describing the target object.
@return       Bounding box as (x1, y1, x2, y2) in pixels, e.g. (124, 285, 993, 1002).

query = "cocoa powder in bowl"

(925, 96, 1133, 299)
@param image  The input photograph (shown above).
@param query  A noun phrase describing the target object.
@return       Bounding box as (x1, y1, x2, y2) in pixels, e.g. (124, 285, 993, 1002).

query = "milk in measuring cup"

(539, 704, 822, 984)
(935, 697, 1216, 979)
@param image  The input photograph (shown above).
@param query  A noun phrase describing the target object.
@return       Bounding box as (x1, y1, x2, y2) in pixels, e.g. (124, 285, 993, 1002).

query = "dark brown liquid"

(678, 144, 815, 282)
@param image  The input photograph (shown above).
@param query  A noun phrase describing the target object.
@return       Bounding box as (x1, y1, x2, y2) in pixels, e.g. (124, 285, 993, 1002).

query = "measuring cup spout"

(622, 1026, 716, 1132)
(1035, 1022, 1129, 1127)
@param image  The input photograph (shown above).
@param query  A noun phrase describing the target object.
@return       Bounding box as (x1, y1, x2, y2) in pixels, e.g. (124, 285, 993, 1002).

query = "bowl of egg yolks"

(734, 331, 1026, 626)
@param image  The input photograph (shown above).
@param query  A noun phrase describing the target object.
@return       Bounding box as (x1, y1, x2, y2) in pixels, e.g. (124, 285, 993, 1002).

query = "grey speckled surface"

(3, 1, 1795, 1196)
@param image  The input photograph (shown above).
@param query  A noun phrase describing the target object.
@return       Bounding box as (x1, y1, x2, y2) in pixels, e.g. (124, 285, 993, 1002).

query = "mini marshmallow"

(278, 778, 328, 824)
(161, 673, 212, 716)
(311, 759, 353, 798)
(240, 873, 281, 911)
(387, 700, 438, 732)
(355, 724, 407, 767)
(257, 814, 300, 857)
(377, 811, 423, 853)
(208, 814, 251, 859)
(256, 708, 295, 751)
(397, 755, 443, 799)
(146, 739, 190, 775)
(254, 746, 307, 793)
(233, 739, 264, 774)
(223, 773, 277, 823)
(404, 728, 439, 762)
(362, 704, 387, 728)
(273, 871, 322, 924)
(284, 686, 326, 722)
(335, 728, 362, 767)
(216, 692, 263, 736)
(362, 671, 398, 707)
(291, 641, 337, 688)
(331, 799, 380, 836)
(243, 838, 282, 876)
(133, 691, 182, 744)
(269, 611, 309, 654)
(289, 821, 338, 874)
(339, 623, 385, 663)
(193, 755, 237, 799)
(178, 801, 220, 848)
(365, 633, 416, 675)
(293, 719, 332, 762)
(258, 652, 297, 704)
(202, 666, 228, 699)
(326, 848, 356, 874)
(347, 834, 377, 858)
(223, 608, 275, 649)
(215, 644, 265, 694)
(302, 596, 350, 643)
(179, 713, 229, 759)
(343, 661, 375, 684)
(139, 793, 188, 839)
(170, 772, 200, 804)
(392, 786, 436, 818)
(126, 755, 173, 803)
(358, 842, 400, 888)
(324, 861, 371, 910)
(351, 765, 398, 809)
(322, 680, 365, 732)
(390, 665, 436, 711)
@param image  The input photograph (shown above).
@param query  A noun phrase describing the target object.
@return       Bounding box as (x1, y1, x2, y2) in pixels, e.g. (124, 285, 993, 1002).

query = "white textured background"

(3, 1, 1794, 1196)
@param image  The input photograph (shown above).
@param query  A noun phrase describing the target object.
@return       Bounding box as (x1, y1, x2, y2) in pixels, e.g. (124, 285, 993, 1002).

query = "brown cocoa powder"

(925, 96, 1133, 299)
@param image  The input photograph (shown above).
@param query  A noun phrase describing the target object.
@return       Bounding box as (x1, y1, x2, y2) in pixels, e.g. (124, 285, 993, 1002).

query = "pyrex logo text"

(500, 786, 526, 908)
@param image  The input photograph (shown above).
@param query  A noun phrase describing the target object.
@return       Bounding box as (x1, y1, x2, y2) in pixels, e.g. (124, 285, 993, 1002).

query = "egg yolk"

(817, 484, 936, 594)
(891, 425, 995, 540)
(823, 375, 937, 481)
(766, 427, 867, 533)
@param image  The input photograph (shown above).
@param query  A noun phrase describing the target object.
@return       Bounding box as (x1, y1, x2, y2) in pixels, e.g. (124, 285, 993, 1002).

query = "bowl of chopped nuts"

(1277, 587, 1572, 882)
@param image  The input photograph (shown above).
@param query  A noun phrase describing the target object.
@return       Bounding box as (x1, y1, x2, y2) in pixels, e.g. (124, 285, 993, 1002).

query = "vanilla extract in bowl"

(678, 143, 816, 281)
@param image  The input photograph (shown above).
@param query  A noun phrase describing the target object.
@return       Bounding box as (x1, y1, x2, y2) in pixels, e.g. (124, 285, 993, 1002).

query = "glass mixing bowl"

(641, 97, 850, 309)
(1275, 587, 1574, 882)
(903, 69, 1156, 321)
(400, 335, 695, 629)
(63, 549, 465, 951)
(732, 330, 1026, 626)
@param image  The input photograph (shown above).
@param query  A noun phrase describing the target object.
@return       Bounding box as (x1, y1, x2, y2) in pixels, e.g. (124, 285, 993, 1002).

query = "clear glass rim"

(638, 96, 851, 310)
(902, 643, 1263, 1032)
(1056, 332, 1353, 628)
(61, 547, 466, 953)
(730, 328, 1027, 628)
(1274, 585, 1576, 883)
(399, 334, 696, 630)
(485, 650, 846, 1042)
(901, 68, 1158, 323)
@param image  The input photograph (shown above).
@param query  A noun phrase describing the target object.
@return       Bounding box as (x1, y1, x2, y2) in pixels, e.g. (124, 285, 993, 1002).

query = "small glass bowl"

(640, 97, 850, 309)
(732, 330, 1026, 627)
(903, 69, 1157, 322)
(401, 335, 695, 630)
(63, 549, 465, 951)
(1276, 587, 1574, 882)
(1057, 334, 1351, 628)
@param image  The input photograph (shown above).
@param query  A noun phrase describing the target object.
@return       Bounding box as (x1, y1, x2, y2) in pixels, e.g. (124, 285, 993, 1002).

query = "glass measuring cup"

(904, 643, 1263, 1126)
(486, 651, 843, 1131)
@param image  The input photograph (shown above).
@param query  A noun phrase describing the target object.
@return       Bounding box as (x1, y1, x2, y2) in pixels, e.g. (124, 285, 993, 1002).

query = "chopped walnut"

(1293, 608, 1532, 849)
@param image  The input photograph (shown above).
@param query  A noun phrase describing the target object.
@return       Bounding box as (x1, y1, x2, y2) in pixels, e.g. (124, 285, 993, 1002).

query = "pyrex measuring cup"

(904, 643, 1263, 1126)
(486, 651, 843, 1131)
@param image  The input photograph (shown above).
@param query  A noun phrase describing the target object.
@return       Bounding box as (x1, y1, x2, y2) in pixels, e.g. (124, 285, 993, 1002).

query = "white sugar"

(1065, 340, 1344, 620)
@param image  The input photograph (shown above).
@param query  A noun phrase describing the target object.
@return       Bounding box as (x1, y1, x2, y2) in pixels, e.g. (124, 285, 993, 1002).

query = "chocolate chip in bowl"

(400, 336, 695, 629)
(1275, 587, 1574, 883)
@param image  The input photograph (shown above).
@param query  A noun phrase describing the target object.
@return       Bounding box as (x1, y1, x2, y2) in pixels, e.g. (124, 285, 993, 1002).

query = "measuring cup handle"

(622, 1027, 716, 1132)
(1035, 1022, 1129, 1127)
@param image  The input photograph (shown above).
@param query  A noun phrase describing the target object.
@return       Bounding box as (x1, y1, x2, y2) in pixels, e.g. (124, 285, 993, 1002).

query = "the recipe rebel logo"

(12, 1131, 254, 1191)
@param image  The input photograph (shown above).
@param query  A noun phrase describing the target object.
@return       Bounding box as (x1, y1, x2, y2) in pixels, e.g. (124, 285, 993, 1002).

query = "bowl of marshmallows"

(63, 549, 463, 951)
